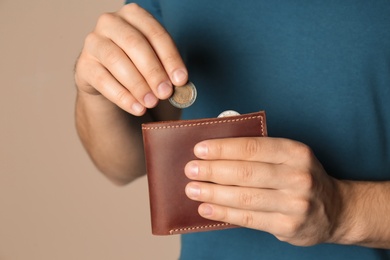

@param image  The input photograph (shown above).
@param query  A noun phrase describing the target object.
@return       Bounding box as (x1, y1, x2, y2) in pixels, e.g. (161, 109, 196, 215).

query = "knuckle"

(115, 89, 132, 108)
(131, 79, 148, 92)
(121, 32, 145, 50)
(102, 46, 121, 66)
(83, 32, 97, 48)
(123, 2, 142, 13)
(97, 12, 116, 28)
(145, 66, 165, 83)
(148, 26, 169, 40)
(283, 220, 301, 238)
(241, 211, 255, 227)
(292, 142, 314, 161)
(216, 206, 228, 222)
(162, 54, 180, 68)
(83, 33, 103, 54)
(244, 138, 260, 158)
(84, 33, 121, 66)
(238, 192, 253, 207)
(237, 163, 255, 182)
(205, 186, 215, 202)
(293, 198, 312, 215)
(295, 171, 315, 191)
(212, 143, 224, 158)
(123, 3, 166, 38)
(203, 163, 214, 180)
(90, 67, 110, 90)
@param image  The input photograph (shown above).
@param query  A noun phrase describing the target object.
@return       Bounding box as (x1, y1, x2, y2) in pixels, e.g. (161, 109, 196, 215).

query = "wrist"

(329, 180, 390, 248)
(328, 180, 363, 245)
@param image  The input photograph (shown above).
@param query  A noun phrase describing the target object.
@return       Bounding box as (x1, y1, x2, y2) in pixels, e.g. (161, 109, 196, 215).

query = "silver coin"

(217, 110, 241, 118)
(169, 82, 197, 108)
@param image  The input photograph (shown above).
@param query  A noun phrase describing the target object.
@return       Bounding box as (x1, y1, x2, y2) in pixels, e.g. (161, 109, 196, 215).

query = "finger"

(185, 182, 291, 213)
(79, 58, 146, 115)
(119, 4, 188, 86)
(94, 14, 172, 103)
(185, 160, 290, 189)
(85, 33, 159, 108)
(194, 137, 311, 166)
(197, 203, 292, 237)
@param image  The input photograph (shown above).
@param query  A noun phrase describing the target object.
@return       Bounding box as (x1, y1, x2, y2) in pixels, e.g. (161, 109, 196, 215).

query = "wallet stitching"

(143, 115, 264, 136)
(169, 223, 233, 234)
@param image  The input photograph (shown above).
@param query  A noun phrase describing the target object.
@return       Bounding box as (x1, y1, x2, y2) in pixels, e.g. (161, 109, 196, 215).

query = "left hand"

(184, 137, 342, 246)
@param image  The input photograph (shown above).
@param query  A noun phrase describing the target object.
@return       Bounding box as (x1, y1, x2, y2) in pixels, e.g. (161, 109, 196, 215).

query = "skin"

(75, 4, 390, 248)
(75, 3, 185, 184)
(184, 138, 390, 248)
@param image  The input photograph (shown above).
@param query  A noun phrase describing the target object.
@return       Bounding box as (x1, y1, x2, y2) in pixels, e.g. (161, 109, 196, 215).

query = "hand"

(184, 137, 342, 246)
(74, 3, 188, 116)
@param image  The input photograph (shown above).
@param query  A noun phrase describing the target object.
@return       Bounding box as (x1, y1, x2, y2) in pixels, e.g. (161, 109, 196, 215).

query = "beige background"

(0, 0, 180, 259)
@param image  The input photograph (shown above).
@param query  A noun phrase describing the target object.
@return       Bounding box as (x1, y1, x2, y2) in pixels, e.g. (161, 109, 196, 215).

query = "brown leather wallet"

(141, 111, 268, 235)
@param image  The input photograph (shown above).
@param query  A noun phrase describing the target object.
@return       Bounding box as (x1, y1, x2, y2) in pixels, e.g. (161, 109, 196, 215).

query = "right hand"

(74, 3, 188, 116)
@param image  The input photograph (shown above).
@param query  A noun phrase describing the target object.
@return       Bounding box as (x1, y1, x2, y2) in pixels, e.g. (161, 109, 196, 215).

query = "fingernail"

(199, 204, 213, 216)
(157, 81, 172, 98)
(172, 69, 187, 85)
(143, 92, 158, 108)
(185, 162, 199, 178)
(186, 184, 200, 199)
(132, 102, 144, 114)
(194, 143, 208, 158)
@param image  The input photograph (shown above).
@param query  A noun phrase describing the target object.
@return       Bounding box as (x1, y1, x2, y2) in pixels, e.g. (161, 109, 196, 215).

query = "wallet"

(141, 111, 268, 235)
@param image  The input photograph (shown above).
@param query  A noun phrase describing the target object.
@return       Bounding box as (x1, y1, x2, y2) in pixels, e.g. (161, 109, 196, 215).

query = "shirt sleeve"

(124, 0, 163, 24)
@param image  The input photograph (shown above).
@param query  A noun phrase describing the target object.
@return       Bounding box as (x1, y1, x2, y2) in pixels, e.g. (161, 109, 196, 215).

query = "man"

(74, 1, 390, 259)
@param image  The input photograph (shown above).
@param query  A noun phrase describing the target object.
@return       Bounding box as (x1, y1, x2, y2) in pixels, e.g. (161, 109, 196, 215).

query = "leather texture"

(142, 111, 268, 235)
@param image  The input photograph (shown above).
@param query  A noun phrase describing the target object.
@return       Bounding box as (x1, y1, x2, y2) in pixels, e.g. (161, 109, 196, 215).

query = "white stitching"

(142, 115, 264, 132)
(169, 223, 233, 234)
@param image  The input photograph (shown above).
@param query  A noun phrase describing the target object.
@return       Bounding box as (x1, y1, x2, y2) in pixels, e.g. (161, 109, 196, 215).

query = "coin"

(169, 82, 197, 108)
(217, 110, 241, 118)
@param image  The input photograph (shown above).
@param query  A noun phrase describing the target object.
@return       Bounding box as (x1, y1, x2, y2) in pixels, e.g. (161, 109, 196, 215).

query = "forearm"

(332, 180, 390, 248)
(75, 91, 150, 185)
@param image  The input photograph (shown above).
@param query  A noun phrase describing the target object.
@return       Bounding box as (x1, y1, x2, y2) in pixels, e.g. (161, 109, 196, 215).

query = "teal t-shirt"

(128, 1, 390, 259)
